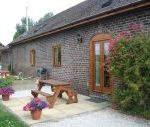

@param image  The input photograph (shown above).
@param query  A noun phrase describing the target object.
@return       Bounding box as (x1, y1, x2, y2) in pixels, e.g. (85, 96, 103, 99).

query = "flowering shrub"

(0, 86, 15, 95)
(109, 23, 150, 119)
(23, 98, 48, 111)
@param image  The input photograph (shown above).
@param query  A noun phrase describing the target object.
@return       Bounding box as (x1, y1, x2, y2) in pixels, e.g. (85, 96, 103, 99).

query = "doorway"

(89, 34, 112, 94)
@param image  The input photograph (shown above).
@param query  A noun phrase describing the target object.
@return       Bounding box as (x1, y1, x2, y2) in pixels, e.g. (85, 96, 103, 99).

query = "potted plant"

(0, 77, 15, 101)
(23, 98, 48, 120)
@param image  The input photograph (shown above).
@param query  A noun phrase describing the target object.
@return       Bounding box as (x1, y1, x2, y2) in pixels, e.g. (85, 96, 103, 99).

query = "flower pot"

(31, 110, 42, 120)
(2, 94, 10, 101)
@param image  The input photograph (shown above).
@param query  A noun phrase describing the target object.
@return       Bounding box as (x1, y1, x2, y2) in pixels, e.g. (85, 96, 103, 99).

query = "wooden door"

(89, 34, 112, 94)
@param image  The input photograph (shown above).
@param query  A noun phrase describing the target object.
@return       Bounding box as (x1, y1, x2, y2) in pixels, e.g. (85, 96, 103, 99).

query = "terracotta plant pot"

(31, 110, 42, 120)
(2, 95, 10, 101)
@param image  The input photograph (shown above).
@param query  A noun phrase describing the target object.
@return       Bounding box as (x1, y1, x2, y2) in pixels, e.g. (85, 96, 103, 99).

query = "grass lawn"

(0, 104, 28, 127)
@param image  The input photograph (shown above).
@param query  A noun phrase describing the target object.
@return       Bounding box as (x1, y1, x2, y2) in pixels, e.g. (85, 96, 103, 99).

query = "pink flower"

(23, 103, 31, 111)
(118, 31, 132, 38)
(109, 39, 119, 52)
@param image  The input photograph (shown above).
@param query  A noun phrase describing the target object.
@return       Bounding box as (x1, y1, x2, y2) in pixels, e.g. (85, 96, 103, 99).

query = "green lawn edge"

(0, 101, 29, 127)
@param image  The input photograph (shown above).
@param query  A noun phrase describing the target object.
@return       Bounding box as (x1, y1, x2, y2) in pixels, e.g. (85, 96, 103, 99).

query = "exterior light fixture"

(77, 34, 83, 43)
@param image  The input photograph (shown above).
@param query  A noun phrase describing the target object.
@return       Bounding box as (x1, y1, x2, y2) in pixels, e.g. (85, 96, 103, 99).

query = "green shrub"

(0, 77, 14, 87)
(110, 32, 150, 119)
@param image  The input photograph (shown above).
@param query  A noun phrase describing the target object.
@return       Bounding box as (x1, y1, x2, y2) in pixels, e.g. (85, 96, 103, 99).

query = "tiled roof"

(12, 0, 146, 44)
(0, 46, 8, 51)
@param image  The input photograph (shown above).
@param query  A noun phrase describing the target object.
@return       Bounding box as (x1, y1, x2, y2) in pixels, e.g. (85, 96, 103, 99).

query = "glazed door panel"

(94, 42, 101, 91)
(92, 40, 112, 93)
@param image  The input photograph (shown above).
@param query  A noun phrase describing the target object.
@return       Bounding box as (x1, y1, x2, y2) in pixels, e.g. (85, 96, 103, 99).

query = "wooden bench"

(31, 90, 55, 108)
(31, 79, 78, 108)
(31, 90, 52, 97)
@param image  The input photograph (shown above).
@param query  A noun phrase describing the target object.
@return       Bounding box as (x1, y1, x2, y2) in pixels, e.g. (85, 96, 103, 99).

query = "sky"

(0, 0, 85, 45)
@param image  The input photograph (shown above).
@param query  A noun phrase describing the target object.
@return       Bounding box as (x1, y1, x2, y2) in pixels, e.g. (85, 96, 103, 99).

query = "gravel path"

(32, 108, 150, 127)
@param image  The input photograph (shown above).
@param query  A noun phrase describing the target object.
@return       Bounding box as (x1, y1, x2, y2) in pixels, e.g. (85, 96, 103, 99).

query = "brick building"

(2, 0, 150, 98)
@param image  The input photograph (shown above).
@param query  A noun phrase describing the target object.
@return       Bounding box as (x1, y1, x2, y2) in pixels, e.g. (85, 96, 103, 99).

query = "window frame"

(52, 45, 61, 67)
(30, 49, 36, 66)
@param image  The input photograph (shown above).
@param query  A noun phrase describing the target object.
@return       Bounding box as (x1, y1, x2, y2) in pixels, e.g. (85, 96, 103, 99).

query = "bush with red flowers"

(109, 23, 150, 119)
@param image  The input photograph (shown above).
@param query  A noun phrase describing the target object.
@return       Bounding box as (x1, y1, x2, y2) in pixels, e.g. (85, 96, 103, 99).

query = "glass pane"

(33, 50, 35, 65)
(95, 43, 100, 86)
(104, 42, 110, 87)
(54, 46, 61, 66)
(58, 47, 61, 66)
(30, 50, 35, 66)
(54, 48, 57, 65)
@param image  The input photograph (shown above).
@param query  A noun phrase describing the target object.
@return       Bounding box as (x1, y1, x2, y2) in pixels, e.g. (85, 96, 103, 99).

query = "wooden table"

(0, 70, 10, 78)
(31, 79, 78, 108)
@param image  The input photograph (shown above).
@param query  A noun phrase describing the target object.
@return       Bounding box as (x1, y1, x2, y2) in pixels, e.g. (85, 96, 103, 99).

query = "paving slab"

(0, 90, 110, 126)
(1, 80, 149, 127)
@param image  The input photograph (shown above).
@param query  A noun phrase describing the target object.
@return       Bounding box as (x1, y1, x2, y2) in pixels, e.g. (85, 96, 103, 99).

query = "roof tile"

(12, 0, 145, 44)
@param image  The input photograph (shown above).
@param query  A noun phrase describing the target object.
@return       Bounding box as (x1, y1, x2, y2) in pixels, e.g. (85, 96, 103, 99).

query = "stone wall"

(3, 6, 150, 95)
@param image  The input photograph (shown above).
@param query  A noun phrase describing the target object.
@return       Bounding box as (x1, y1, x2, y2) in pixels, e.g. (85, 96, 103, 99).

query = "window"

(102, 0, 113, 8)
(30, 49, 36, 66)
(53, 45, 61, 67)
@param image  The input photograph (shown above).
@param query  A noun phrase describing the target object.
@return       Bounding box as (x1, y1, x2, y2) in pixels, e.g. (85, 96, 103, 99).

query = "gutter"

(10, 0, 150, 46)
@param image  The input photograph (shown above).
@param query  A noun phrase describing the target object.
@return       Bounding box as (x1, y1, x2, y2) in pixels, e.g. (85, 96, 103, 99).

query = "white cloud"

(0, 0, 85, 45)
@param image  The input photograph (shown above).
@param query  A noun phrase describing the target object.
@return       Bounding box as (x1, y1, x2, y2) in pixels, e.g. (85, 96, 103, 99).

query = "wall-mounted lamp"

(77, 34, 83, 43)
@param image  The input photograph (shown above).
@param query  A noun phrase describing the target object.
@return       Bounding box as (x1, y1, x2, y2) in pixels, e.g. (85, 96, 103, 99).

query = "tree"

(37, 12, 54, 24)
(13, 12, 54, 40)
(13, 17, 34, 40)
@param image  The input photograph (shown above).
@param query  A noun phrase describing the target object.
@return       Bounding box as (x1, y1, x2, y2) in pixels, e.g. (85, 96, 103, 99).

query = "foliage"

(13, 17, 35, 39)
(37, 12, 54, 24)
(109, 23, 150, 119)
(0, 86, 15, 95)
(0, 77, 14, 87)
(0, 105, 28, 127)
(23, 98, 48, 111)
(13, 12, 53, 40)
